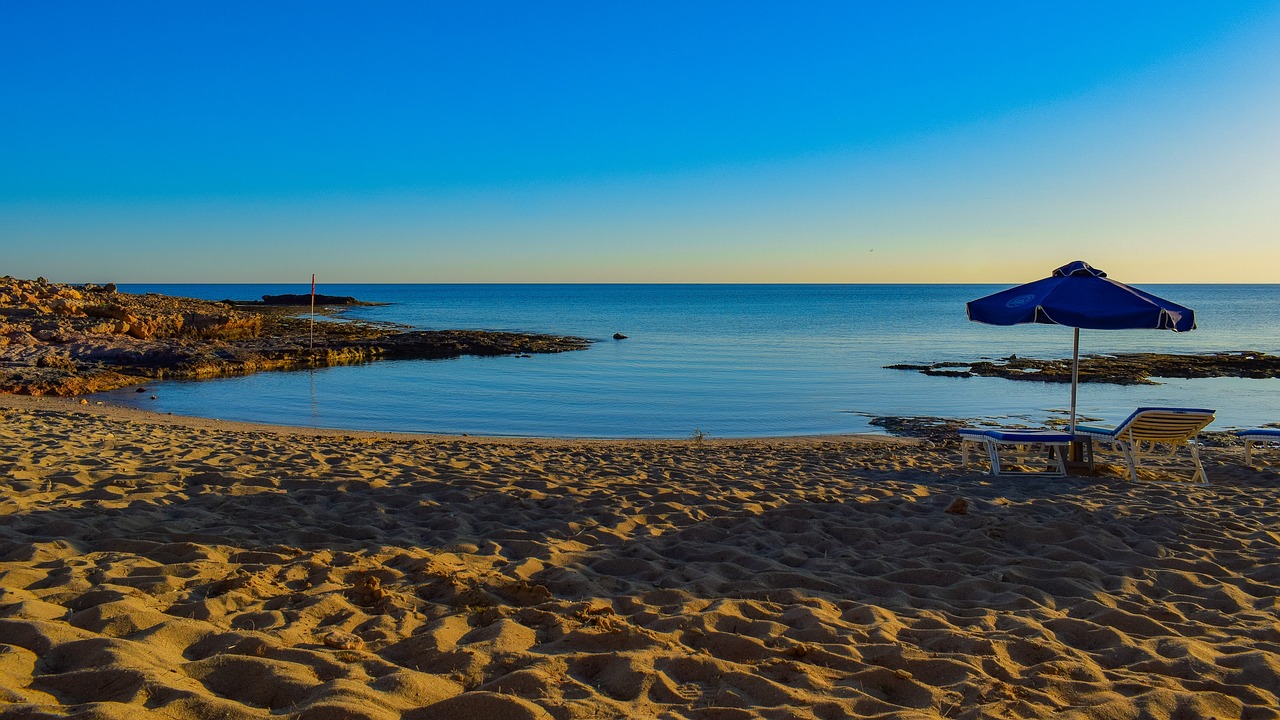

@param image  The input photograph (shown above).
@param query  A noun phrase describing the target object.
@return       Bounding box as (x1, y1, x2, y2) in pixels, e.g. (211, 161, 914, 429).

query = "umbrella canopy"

(967, 260, 1194, 331)
(966, 261, 1196, 434)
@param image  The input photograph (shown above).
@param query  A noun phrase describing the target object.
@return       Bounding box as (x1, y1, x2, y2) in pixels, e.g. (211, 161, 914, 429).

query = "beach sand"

(2, 396, 1279, 719)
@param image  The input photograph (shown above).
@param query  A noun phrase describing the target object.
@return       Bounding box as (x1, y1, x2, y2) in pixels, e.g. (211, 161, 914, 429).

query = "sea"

(92, 284, 1280, 438)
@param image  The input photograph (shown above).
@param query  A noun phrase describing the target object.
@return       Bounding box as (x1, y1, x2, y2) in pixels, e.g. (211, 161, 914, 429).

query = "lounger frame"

(960, 429, 1071, 477)
(1076, 408, 1214, 485)
(1238, 429, 1280, 468)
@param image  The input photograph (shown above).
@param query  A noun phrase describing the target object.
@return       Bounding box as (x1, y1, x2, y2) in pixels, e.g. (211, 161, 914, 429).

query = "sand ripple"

(2, 397, 1280, 719)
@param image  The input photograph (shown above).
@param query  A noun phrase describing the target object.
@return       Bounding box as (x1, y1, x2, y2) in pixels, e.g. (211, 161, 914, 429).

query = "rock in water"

(260, 293, 361, 305)
(613, 332, 628, 340)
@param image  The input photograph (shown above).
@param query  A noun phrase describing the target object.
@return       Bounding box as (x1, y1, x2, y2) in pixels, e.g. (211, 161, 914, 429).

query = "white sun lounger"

(959, 428, 1073, 477)
(1237, 428, 1280, 467)
(1075, 407, 1215, 485)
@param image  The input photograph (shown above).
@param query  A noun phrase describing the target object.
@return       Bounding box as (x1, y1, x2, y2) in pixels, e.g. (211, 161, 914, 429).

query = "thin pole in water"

(310, 273, 315, 355)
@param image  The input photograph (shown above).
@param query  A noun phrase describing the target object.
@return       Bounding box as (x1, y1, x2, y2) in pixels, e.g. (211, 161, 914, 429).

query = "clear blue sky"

(3, 2, 1278, 282)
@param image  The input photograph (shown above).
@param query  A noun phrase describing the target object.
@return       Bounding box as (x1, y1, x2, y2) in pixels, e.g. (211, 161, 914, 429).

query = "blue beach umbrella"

(966, 260, 1196, 434)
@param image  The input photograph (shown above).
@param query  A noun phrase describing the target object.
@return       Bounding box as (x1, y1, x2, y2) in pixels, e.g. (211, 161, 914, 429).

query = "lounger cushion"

(1076, 407, 1215, 438)
(1237, 428, 1280, 438)
(1111, 407, 1214, 430)
(1074, 424, 1116, 436)
(959, 429, 1073, 443)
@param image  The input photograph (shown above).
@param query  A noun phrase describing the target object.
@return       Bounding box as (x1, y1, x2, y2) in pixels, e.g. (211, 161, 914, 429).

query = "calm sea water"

(94, 284, 1280, 437)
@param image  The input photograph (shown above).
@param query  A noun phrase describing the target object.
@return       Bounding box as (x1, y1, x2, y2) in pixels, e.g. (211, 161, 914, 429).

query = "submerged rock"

(886, 351, 1280, 385)
(869, 415, 970, 441)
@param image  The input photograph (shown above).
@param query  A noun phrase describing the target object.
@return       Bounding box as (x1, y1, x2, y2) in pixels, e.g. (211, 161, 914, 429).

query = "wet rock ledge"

(0, 276, 589, 396)
(887, 351, 1280, 385)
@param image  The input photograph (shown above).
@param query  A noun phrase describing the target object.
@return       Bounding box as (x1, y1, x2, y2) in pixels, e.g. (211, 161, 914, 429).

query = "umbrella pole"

(1069, 327, 1080, 435)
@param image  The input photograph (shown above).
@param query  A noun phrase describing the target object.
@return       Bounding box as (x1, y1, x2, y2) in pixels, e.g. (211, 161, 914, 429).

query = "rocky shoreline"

(886, 351, 1280, 385)
(0, 276, 589, 396)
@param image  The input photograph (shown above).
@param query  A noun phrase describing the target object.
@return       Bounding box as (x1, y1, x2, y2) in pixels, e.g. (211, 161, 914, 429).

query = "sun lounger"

(1075, 407, 1214, 484)
(959, 428, 1073, 477)
(1237, 428, 1280, 467)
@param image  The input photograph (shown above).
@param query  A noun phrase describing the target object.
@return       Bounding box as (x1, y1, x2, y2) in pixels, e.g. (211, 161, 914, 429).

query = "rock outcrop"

(0, 276, 589, 396)
(248, 293, 379, 306)
(886, 351, 1280, 385)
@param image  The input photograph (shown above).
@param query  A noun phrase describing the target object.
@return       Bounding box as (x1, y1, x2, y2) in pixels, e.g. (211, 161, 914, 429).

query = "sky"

(2, 2, 1278, 283)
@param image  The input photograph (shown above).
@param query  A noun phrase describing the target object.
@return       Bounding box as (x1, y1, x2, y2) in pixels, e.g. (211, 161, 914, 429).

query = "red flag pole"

(309, 274, 315, 355)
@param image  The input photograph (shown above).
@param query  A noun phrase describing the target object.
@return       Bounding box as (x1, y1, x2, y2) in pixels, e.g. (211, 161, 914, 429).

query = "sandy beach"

(2, 396, 1279, 720)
